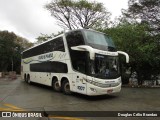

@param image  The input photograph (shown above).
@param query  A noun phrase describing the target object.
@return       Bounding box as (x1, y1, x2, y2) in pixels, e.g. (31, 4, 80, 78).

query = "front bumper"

(87, 83, 121, 96)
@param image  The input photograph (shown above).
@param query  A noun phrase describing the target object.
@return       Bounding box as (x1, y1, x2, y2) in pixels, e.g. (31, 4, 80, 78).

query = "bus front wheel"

(27, 75, 31, 84)
(62, 80, 71, 95)
(24, 74, 27, 82)
(52, 78, 61, 92)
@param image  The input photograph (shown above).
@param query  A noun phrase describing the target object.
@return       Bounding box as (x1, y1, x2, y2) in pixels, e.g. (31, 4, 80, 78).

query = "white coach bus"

(21, 29, 129, 96)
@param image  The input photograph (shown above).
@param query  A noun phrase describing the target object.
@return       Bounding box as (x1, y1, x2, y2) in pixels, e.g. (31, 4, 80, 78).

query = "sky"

(0, 0, 128, 42)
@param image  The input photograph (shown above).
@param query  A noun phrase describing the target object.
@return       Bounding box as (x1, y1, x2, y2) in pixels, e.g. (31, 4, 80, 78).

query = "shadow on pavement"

(28, 81, 118, 101)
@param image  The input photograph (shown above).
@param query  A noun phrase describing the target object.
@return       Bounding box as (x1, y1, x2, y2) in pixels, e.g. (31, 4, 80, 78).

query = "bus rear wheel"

(52, 78, 61, 92)
(62, 80, 71, 95)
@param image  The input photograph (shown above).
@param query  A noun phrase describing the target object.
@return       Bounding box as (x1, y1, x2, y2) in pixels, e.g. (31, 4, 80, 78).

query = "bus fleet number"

(77, 86, 85, 91)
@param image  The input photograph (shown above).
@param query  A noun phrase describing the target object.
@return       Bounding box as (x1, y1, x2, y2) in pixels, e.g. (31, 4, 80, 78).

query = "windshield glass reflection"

(83, 30, 116, 51)
(91, 54, 120, 79)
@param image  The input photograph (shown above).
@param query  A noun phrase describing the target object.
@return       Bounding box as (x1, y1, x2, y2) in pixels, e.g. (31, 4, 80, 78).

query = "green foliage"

(117, 0, 160, 84)
(122, 0, 160, 33)
(0, 31, 16, 71)
(36, 31, 63, 44)
(102, 22, 160, 84)
(0, 31, 33, 73)
(45, 0, 110, 29)
(36, 33, 53, 44)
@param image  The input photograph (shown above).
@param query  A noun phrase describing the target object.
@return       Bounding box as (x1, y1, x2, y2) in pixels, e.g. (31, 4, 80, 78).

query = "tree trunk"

(137, 71, 143, 85)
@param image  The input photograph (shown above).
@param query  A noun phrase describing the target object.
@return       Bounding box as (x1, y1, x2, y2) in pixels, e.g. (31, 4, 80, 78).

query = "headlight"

(118, 77, 121, 83)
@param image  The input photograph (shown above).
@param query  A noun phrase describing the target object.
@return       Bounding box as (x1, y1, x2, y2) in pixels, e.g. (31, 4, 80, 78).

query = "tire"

(24, 74, 27, 82)
(52, 78, 61, 92)
(62, 80, 71, 95)
(27, 75, 31, 84)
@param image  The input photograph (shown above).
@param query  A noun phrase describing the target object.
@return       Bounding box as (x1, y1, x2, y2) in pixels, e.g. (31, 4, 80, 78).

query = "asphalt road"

(0, 76, 159, 120)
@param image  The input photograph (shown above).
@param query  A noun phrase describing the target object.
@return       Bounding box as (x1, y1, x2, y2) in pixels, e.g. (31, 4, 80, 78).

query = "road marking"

(3, 103, 24, 111)
(0, 103, 24, 111)
(0, 103, 84, 120)
(49, 116, 84, 120)
(0, 107, 23, 111)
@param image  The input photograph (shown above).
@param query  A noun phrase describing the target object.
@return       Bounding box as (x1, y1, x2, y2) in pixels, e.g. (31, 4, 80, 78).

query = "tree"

(36, 33, 54, 44)
(0, 31, 16, 72)
(0, 31, 33, 73)
(15, 36, 33, 50)
(14, 36, 33, 73)
(115, 0, 160, 84)
(45, 0, 111, 30)
(122, 0, 160, 34)
(36, 31, 63, 44)
(102, 22, 160, 85)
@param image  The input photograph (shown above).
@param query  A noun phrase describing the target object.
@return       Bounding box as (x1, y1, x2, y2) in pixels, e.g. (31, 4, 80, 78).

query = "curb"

(122, 85, 160, 88)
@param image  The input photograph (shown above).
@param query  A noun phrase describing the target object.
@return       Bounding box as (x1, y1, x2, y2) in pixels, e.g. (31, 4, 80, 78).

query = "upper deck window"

(22, 37, 64, 59)
(83, 30, 116, 51)
(66, 30, 85, 48)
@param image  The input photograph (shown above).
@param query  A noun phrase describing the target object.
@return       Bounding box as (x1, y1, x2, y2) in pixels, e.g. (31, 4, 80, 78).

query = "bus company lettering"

(38, 53, 53, 60)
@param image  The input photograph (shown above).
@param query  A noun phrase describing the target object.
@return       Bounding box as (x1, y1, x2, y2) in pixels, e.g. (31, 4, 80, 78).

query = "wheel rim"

(54, 81, 60, 91)
(64, 82, 70, 93)
(27, 76, 30, 84)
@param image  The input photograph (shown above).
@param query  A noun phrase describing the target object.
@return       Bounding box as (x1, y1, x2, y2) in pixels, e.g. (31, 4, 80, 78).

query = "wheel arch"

(24, 73, 27, 81)
(52, 76, 58, 84)
(27, 74, 30, 78)
(61, 77, 69, 86)
(61, 77, 71, 95)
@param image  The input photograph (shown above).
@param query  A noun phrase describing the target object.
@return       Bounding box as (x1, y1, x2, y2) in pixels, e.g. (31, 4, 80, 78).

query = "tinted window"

(66, 30, 85, 48)
(30, 61, 68, 73)
(92, 54, 120, 79)
(84, 31, 115, 47)
(71, 51, 89, 74)
(22, 37, 64, 59)
(66, 30, 89, 74)
(83, 30, 116, 51)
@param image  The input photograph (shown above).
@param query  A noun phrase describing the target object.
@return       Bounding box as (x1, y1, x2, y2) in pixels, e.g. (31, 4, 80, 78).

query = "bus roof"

(22, 29, 105, 53)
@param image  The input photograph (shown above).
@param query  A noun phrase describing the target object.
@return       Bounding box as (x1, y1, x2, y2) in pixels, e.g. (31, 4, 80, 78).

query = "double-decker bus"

(21, 29, 129, 96)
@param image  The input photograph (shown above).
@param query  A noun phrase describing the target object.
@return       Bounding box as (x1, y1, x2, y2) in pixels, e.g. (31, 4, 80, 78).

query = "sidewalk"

(0, 75, 21, 80)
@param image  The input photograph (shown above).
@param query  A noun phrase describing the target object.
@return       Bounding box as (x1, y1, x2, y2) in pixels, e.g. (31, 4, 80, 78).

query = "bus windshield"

(83, 30, 116, 51)
(90, 54, 120, 79)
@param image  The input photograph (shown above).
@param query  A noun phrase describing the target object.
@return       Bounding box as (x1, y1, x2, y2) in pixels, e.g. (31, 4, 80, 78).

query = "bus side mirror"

(71, 45, 95, 60)
(117, 51, 129, 63)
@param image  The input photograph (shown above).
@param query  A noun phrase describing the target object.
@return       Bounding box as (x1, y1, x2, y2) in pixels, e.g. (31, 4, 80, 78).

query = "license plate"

(107, 89, 113, 94)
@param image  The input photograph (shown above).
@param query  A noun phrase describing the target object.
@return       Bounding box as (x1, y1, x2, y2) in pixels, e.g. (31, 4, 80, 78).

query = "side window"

(53, 37, 65, 52)
(30, 61, 68, 73)
(71, 51, 88, 74)
(66, 31, 85, 48)
(44, 37, 65, 52)
(22, 37, 65, 59)
(66, 31, 88, 74)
